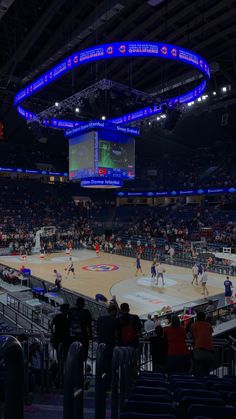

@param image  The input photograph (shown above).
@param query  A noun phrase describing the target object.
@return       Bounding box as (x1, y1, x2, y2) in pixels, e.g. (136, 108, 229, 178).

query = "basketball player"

(95, 242, 100, 257)
(200, 268, 209, 296)
(192, 263, 198, 285)
(68, 240, 73, 256)
(65, 257, 75, 279)
(135, 254, 143, 276)
(150, 260, 156, 281)
(156, 262, 165, 286)
(224, 276, 233, 305)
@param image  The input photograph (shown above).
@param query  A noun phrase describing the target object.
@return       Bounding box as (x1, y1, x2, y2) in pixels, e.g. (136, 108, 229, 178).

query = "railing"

(95, 343, 107, 419)
(63, 341, 84, 419)
(111, 346, 138, 419)
(0, 335, 24, 419)
(0, 301, 40, 332)
(228, 335, 236, 376)
(6, 293, 51, 331)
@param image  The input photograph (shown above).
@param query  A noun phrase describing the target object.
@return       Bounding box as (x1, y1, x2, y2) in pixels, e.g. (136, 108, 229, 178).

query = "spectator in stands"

(69, 297, 92, 361)
(95, 293, 108, 303)
(149, 325, 168, 372)
(224, 276, 233, 305)
(110, 295, 119, 311)
(144, 314, 155, 333)
(117, 303, 142, 348)
(153, 314, 161, 328)
(29, 340, 41, 388)
(164, 315, 191, 372)
(190, 311, 215, 376)
(51, 303, 70, 358)
(97, 304, 118, 389)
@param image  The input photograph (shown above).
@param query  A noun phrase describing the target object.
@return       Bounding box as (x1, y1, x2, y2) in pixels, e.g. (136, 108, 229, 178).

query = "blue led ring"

(14, 42, 210, 129)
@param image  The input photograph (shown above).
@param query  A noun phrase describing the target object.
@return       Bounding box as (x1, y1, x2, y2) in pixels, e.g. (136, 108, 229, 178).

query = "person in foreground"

(164, 315, 191, 372)
(190, 311, 215, 376)
(117, 303, 142, 348)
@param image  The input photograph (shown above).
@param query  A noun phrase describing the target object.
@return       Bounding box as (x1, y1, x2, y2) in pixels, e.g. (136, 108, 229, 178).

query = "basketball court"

(0, 249, 232, 316)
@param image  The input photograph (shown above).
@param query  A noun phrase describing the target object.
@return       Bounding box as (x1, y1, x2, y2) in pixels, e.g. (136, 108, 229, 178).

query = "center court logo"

(82, 264, 119, 272)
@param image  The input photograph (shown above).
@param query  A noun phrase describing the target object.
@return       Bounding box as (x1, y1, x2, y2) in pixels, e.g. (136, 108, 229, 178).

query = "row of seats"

(120, 372, 236, 419)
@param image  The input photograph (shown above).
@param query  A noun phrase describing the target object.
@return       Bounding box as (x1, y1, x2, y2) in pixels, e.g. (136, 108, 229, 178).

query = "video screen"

(69, 131, 96, 180)
(98, 131, 135, 179)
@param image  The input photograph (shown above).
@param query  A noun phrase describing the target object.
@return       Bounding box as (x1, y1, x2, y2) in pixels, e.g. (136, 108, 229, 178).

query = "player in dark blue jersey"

(135, 254, 143, 276)
(224, 276, 233, 304)
(151, 260, 156, 281)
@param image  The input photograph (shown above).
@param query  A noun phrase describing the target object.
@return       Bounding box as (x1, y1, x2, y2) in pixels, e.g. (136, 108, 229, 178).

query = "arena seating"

(120, 372, 236, 419)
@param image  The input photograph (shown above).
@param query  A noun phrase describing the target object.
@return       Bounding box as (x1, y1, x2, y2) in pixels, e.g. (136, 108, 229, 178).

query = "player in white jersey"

(156, 263, 165, 286)
(192, 263, 198, 285)
(65, 257, 75, 279)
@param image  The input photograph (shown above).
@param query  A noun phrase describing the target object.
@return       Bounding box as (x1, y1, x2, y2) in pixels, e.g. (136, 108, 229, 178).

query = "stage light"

(187, 102, 192, 107)
(222, 86, 227, 92)
(197, 97, 202, 102)
(55, 102, 59, 107)
(148, 121, 151, 126)
(75, 108, 80, 113)
(213, 91, 217, 96)
(160, 114, 166, 119)
(156, 116, 160, 120)
(101, 116, 106, 120)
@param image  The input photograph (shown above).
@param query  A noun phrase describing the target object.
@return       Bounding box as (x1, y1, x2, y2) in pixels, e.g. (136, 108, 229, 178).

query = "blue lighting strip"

(0, 166, 68, 177)
(14, 42, 210, 129)
(65, 120, 140, 137)
(117, 187, 236, 198)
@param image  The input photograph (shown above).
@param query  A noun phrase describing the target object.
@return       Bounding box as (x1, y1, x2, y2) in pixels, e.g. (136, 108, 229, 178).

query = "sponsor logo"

(106, 46, 114, 55)
(171, 48, 177, 57)
(119, 45, 126, 53)
(161, 46, 168, 55)
(82, 264, 119, 272)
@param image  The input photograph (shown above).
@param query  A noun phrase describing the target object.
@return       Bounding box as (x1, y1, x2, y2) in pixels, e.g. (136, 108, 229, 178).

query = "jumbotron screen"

(69, 130, 135, 180)
(97, 130, 135, 179)
(69, 131, 96, 180)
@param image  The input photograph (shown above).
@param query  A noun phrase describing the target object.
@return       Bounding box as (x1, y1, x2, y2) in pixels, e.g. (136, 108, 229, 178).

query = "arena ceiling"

(0, 0, 236, 125)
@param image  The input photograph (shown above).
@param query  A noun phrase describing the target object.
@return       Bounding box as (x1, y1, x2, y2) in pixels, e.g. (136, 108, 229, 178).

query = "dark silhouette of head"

(171, 315, 180, 329)
(197, 311, 206, 321)
(76, 297, 85, 309)
(120, 303, 130, 313)
(155, 326, 163, 337)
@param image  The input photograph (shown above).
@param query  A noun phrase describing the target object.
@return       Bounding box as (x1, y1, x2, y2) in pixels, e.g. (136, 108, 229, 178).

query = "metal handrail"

(0, 335, 24, 419)
(95, 343, 107, 419)
(111, 346, 138, 419)
(63, 341, 84, 419)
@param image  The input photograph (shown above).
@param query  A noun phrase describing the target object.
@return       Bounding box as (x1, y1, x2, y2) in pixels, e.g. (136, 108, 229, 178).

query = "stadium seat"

(187, 404, 236, 419)
(129, 394, 172, 403)
(174, 389, 220, 401)
(120, 414, 178, 419)
(133, 386, 171, 396)
(135, 379, 169, 389)
(123, 401, 177, 415)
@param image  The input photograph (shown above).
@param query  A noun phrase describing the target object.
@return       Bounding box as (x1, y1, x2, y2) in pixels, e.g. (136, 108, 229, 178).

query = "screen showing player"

(69, 131, 96, 180)
(97, 131, 135, 179)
